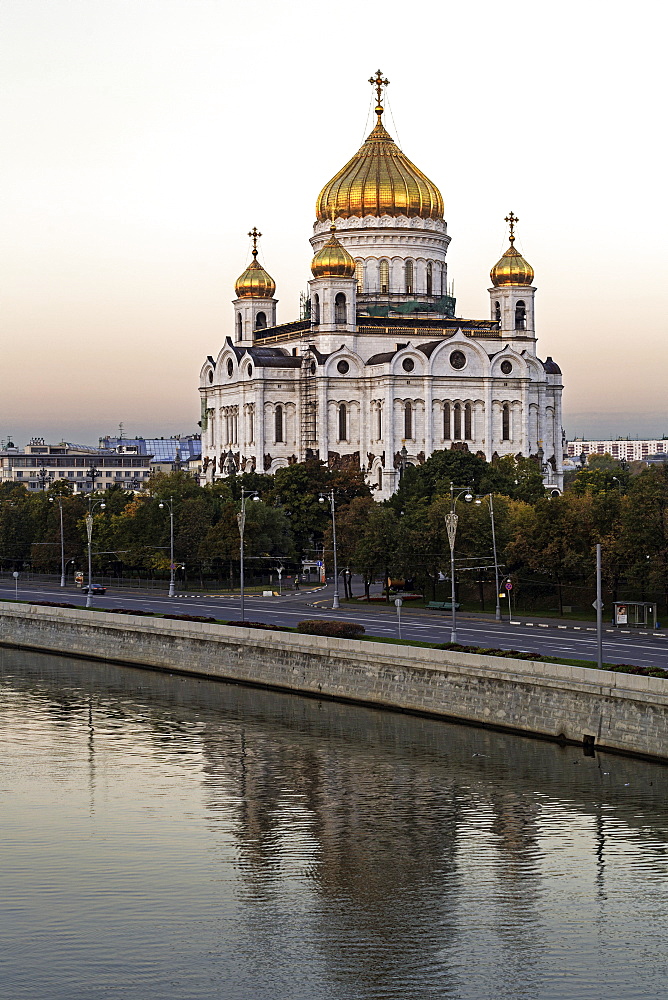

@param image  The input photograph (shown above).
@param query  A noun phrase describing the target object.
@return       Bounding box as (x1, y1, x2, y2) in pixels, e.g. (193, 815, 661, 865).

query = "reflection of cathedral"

(199, 70, 563, 498)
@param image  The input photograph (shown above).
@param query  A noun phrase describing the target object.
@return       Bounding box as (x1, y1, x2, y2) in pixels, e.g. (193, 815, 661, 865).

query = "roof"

(101, 436, 202, 462)
(247, 346, 301, 369)
(542, 356, 562, 375)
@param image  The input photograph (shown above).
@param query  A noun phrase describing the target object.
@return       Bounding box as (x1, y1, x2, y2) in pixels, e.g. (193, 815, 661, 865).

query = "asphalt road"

(2, 581, 667, 671)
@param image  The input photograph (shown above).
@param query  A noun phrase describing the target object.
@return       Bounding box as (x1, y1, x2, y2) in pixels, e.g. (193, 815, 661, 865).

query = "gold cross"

(248, 226, 262, 257)
(505, 211, 518, 243)
(368, 69, 389, 111)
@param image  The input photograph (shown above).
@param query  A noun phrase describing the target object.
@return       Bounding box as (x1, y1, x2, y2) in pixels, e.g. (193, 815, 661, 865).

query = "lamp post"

(319, 488, 340, 610)
(469, 493, 501, 621)
(158, 497, 176, 598)
(85, 498, 106, 607)
(238, 486, 260, 622)
(49, 496, 67, 587)
(37, 467, 52, 491)
(85, 465, 100, 494)
(445, 484, 473, 643)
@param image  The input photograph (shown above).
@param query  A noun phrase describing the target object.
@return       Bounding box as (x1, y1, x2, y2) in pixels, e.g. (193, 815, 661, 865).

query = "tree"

(352, 505, 401, 601)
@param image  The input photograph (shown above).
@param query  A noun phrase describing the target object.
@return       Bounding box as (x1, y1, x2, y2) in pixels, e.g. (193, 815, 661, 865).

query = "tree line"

(1, 448, 667, 615)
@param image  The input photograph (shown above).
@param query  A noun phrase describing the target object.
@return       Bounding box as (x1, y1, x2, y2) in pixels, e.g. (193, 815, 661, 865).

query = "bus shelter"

(613, 601, 658, 629)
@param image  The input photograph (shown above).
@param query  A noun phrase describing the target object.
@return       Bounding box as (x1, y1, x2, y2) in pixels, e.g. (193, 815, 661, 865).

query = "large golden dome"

(311, 225, 356, 278)
(235, 228, 276, 299)
(490, 212, 534, 287)
(315, 72, 443, 222)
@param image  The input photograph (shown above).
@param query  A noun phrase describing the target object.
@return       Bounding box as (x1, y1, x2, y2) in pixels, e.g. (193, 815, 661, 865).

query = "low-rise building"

(99, 435, 202, 480)
(567, 438, 668, 464)
(0, 438, 152, 491)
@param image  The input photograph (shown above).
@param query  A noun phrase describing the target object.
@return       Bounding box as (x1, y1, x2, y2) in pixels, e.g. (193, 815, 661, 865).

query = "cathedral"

(199, 71, 564, 498)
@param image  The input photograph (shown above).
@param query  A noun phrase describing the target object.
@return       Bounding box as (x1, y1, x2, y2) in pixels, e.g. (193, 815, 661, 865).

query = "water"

(1, 649, 667, 1000)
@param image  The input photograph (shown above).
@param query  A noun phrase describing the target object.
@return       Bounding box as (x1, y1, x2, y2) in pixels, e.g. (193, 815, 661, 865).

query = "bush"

(225, 620, 288, 631)
(160, 613, 218, 623)
(105, 607, 155, 616)
(31, 601, 77, 609)
(296, 619, 365, 639)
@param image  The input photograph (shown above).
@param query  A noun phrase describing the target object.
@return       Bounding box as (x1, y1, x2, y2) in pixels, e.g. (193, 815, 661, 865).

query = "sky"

(1, 0, 666, 447)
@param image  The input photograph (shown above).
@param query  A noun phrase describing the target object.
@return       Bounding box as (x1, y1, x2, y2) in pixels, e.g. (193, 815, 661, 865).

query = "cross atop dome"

(369, 69, 389, 119)
(248, 226, 262, 258)
(504, 211, 518, 244)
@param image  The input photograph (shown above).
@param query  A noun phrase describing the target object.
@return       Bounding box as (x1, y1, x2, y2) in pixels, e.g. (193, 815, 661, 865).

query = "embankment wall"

(1, 602, 667, 760)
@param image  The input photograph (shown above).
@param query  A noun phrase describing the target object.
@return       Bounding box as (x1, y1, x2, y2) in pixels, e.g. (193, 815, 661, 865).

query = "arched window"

(515, 300, 526, 330)
(404, 401, 413, 440)
(453, 403, 462, 441)
(443, 402, 451, 441)
(255, 311, 267, 330)
(405, 260, 414, 294)
(379, 259, 389, 294)
(236, 313, 243, 340)
(377, 467, 383, 489)
(441, 268, 446, 297)
(464, 402, 472, 440)
(338, 403, 347, 441)
(313, 294, 320, 324)
(495, 301, 501, 323)
(275, 405, 284, 443)
(248, 407, 254, 443)
(426, 262, 433, 296)
(502, 403, 511, 441)
(377, 405, 382, 440)
(355, 260, 364, 293)
(335, 293, 347, 324)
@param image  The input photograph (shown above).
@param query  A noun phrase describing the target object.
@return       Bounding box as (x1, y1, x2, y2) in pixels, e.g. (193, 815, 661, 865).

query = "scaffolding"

(300, 347, 318, 462)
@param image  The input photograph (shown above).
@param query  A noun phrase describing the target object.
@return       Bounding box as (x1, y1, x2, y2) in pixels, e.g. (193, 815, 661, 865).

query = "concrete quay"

(1, 601, 667, 762)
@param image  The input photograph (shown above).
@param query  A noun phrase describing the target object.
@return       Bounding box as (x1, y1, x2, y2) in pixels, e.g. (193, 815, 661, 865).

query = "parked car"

(81, 584, 107, 595)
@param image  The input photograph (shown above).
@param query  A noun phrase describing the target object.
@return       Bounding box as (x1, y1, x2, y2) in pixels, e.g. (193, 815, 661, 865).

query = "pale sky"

(1, 0, 666, 447)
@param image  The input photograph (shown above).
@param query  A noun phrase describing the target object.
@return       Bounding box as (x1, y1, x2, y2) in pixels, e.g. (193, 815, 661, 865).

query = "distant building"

(567, 438, 668, 464)
(0, 438, 152, 491)
(99, 435, 202, 480)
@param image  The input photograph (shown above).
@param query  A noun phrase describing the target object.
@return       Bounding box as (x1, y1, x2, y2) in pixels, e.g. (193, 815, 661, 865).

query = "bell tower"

(489, 212, 536, 345)
(233, 228, 278, 343)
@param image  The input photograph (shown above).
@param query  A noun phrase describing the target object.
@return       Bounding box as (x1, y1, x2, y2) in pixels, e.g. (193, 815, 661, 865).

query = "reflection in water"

(1, 646, 668, 1000)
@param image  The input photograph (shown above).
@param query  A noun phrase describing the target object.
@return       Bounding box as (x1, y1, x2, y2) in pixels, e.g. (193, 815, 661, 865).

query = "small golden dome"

(235, 227, 276, 299)
(490, 212, 534, 287)
(311, 225, 356, 278)
(315, 71, 443, 222)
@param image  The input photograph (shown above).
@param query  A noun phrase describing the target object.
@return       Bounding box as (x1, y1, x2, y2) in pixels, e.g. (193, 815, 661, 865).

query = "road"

(1, 581, 667, 671)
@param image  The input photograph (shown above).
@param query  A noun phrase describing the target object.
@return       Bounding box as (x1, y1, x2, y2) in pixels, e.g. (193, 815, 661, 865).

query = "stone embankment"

(1, 602, 667, 761)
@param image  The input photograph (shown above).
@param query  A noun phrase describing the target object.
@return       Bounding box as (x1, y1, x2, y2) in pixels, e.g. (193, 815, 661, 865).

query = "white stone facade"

(199, 123, 563, 499)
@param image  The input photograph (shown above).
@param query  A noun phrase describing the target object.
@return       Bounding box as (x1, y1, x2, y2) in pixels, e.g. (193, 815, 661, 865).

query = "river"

(1, 647, 667, 999)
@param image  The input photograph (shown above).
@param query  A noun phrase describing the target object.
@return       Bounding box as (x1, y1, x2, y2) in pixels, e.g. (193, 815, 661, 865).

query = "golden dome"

(490, 212, 534, 286)
(311, 225, 356, 278)
(235, 227, 276, 299)
(315, 72, 443, 222)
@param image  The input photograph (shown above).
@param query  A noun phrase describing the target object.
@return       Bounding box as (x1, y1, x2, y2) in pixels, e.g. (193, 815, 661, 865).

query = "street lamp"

(238, 487, 260, 622)
(48, 496, 67, 587)
(468, 493, 501, 621)
(158, 497, 176, 598)
(85, 465, 100, 494)
(445, 484, 473, 643)
(37, 467, 52, 491)
(319, 488, 340, 610)
(85, 498, 106, 607)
